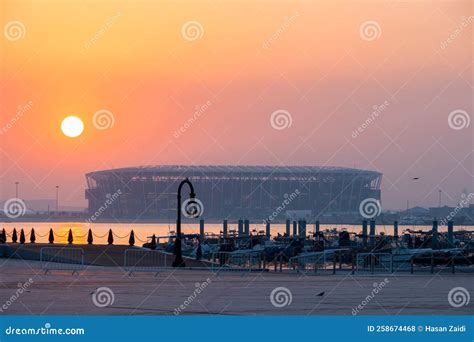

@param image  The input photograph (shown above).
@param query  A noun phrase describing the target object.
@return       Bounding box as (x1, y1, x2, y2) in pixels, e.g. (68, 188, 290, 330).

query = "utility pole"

(15, 181, 19, 198)
(56, 185, 60, 211)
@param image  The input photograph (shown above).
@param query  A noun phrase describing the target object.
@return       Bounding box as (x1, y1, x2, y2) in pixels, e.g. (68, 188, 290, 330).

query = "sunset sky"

(1, 0, 472, 210)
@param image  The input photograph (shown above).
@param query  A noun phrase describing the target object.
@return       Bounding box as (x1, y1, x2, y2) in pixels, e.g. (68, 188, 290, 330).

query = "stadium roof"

(87, 165, 382, 177)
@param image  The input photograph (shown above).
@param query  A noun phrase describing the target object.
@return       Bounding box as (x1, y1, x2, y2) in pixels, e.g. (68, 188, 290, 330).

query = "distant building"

(85, 165, 382, 221)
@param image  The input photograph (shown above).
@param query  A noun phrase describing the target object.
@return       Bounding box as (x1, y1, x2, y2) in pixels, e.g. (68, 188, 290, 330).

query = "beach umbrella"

(19, 229, 25, 244)
(12, 228, 18, 243)
(150, 234, 157, 250)
(48, 228, 54, 244)
(30, 228, 36, 243)
(87, 229, 93, 244)
(107, 229, 114, 245)
(129, 230, 135, 246)
(67, 229, 73, 244)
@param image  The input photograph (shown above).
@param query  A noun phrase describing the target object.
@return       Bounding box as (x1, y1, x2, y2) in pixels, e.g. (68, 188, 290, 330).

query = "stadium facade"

(85, 165, 382, 221)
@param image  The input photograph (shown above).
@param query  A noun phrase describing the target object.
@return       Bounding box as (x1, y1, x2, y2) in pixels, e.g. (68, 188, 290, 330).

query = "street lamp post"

(173, 178, 197, 267)
(15, 182, 19, 199)
(55, 186, 59, 211)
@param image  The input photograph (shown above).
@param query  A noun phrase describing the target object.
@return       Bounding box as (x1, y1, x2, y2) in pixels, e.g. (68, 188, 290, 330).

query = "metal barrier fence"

(40, 247, 85, 274)
(355, 253, 393, 274)
(408, 253, 458, 274)
(211, 251, 263, 273)
(124, 249, 168, 276)
(289, 252, 327, 273)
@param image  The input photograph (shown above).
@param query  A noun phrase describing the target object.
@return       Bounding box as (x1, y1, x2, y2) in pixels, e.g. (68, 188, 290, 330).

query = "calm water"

(1, 221, 472, 245)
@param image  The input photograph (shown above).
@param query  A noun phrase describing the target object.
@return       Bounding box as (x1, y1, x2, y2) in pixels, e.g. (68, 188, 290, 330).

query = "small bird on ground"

(316, 291, 325, 297)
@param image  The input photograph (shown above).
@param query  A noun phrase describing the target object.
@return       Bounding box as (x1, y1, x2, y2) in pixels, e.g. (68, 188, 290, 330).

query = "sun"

(61, 116, 84, 138)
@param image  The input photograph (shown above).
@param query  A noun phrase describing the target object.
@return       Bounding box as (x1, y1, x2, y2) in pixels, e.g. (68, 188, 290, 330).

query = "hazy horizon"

(1, 0, 472, 211)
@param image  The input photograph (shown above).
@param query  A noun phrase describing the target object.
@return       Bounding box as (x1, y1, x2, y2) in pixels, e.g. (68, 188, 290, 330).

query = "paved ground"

(0, 244, 213, 267)
(0, 259, 472, 315)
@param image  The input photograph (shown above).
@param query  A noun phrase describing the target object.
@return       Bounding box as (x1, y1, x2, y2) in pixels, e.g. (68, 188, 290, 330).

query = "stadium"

(85, 165, 382, 221)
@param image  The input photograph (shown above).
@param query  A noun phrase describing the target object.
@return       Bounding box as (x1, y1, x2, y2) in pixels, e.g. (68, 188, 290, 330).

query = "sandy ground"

(0, 258, 472, 316)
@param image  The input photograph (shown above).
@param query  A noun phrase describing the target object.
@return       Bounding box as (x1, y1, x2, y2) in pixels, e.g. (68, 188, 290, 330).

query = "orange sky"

(1, 0, 472, 210)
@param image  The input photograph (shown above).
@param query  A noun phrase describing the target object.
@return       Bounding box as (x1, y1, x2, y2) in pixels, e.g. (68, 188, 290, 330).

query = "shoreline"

(2, 220, 474, 227)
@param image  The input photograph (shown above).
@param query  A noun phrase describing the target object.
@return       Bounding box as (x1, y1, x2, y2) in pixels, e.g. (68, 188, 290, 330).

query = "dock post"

(200, 219, 205, 241)
(223, 220, 228, 239)
(285, 219, 290, 236)
(432, 220, 438, 249)
(369, 220, 376, 247)
(362, 221, 368, 247)
(238, 219, 243, 237)
(265, 220, 271, 238)
(292, 221, 297, 237)
(299, 220, 306, 240)
(393, 220, 398, 241)
(315, 220, 320, 234)
(447, 221, 454, 247)
(244, 219, 249, 236)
